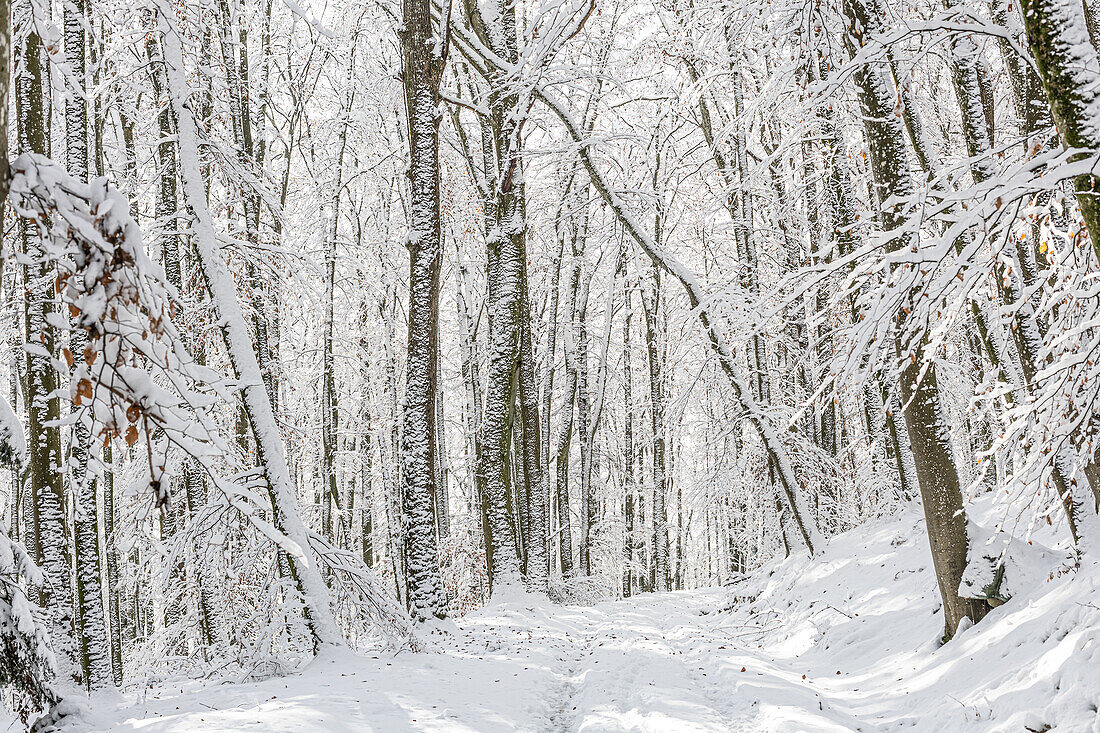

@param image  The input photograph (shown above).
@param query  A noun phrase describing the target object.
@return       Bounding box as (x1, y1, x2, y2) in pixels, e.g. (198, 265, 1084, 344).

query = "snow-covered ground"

(61, 502, 1100, 731)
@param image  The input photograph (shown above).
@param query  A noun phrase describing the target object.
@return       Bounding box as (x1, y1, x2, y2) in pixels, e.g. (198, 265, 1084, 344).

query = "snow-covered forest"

(1, 0, 1100, 728)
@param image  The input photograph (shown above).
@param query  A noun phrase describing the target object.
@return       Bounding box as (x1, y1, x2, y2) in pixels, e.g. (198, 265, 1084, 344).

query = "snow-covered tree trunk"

(641, 262, 669, 592)
(479, 225, 524, 590)
(620, 244, 636, 598)
(2, 4, 58, 714)
(461, 0, 548, 594)
(322, 57, 352, 546)
(379, 283, 406, 604)
(155, 0, 342, 649)
(398, 0, 448, 621)
(540, 188, 570, 560)
(145, 14, 180, 293)
(842, 0, 991, 637)
(517, 258, 548, 589)
(555, 251, 580, 575)
(17, 12, 77, 684)
(434, 359, 450, 543)
(102, 443, 122, 685)
(1019, 0, 1100, 265)
(62, 0, 110, 691)
(575, 249, 593, 576)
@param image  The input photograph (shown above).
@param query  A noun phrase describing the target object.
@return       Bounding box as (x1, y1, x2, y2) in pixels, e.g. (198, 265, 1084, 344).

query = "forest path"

(81, 588, 869, 732)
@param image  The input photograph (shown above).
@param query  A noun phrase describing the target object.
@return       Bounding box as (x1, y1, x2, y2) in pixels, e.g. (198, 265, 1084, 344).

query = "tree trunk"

(322, 57, 353, 546)
(621, 244, 635, 597)
(18, 17, 74, 682)
(398, 0, 448, 621)
(155, 0, 342, 649)
(843, 0, 991, 637)
(640, 263, 669, 592)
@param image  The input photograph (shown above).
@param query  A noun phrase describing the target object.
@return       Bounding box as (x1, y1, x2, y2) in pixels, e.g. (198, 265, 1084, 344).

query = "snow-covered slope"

(50, 502, 1100, 731)
(711, 502, 1099, 731)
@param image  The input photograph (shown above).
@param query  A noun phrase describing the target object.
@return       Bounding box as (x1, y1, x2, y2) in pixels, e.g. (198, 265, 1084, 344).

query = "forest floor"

(66, 502, 1100, 732)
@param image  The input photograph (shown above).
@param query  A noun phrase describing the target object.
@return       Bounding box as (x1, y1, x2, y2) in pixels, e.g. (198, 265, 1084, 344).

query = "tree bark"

(843, 0, 991, 637)
(398, 0, 448, 621)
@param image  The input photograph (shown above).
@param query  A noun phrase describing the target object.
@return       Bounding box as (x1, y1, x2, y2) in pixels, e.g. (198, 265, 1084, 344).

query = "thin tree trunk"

(322, 57, 353, 545)
(621, 244, 635, 597)
(554, 252, 580, 576)
(641, 263, 669, 592)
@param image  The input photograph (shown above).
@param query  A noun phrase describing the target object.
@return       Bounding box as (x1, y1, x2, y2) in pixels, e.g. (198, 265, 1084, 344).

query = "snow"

(0, 394, 26, 470)
(40, 496, 1100, 731)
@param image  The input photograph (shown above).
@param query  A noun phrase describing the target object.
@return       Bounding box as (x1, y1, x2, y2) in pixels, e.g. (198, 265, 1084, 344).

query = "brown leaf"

(63, 348, 74, 368)
(126, 404, 140, 423)
(124, 425, 139, 446)
(84, 346, 97, 365)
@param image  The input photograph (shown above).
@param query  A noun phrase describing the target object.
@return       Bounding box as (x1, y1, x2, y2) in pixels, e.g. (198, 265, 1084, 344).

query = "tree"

(398, 0, 448, 622)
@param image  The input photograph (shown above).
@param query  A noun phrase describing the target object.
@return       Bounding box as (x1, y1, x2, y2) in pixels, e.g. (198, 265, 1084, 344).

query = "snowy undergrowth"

(40, 500, 1100, 731)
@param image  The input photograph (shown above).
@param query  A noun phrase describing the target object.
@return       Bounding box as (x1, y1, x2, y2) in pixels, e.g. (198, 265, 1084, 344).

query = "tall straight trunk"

(462, 0, 545, 594)
(479, 229, 523, 590)
(18, 17, 74, 681)
(155, 0, 342, 648)
(145, 8, 183, 631)
(145, 15, 179, 292)
(620, 245, 635, 597)
(554, 254, 580, 575)
(91, 22, 123, 681)
(674, 460, 684, 589)
(517, 263, 548, 589)
(434, 366, 450, 542)
(843, 0, 991, 637)
(540, 188, 570, 550)
(455, 249, 486, 562)
(398, 0, 447, 621)
(358, 299, 377, 567)
(575, 258, 592, 575)
(322, 59, 353, 545)
(101, 441, 122, 684)
(63, 0, 110, 691)
(380, 284, 406, 604)
(641, 263, 668, 591)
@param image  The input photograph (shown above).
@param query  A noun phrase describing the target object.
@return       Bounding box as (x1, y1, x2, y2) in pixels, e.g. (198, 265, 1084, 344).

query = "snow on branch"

(8, 153, 302, 559)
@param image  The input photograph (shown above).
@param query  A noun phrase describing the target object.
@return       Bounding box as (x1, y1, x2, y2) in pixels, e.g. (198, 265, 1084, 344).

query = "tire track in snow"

(532, 593, 735, 732)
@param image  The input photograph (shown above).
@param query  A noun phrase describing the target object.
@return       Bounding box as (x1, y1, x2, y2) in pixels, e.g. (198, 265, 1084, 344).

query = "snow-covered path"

(73, 507, 1100, 732)
(81, 590, 863, 732)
